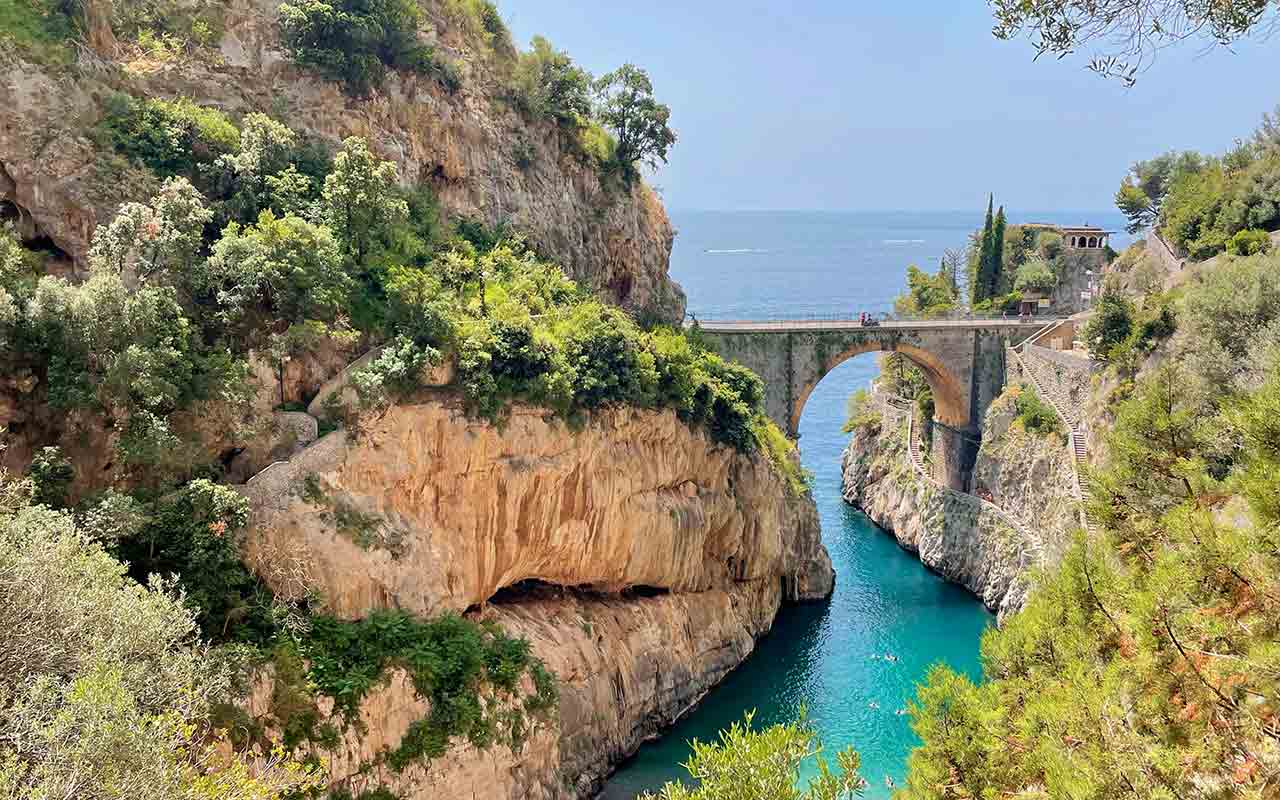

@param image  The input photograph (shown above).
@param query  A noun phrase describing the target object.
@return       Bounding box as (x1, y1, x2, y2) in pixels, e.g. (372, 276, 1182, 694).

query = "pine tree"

(975, 195, 995, 304)
(991, 206, 1007, 299)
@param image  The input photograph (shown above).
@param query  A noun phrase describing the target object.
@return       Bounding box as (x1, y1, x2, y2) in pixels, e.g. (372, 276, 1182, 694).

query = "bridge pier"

(929, 422, 979, 491)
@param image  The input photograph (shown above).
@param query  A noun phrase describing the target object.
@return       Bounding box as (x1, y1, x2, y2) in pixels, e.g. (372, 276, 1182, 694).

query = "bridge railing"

(684, 309, 1058, 325)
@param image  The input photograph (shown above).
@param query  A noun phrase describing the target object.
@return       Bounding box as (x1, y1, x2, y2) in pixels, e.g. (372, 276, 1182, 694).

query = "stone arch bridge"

(695, 318, 1059, 487)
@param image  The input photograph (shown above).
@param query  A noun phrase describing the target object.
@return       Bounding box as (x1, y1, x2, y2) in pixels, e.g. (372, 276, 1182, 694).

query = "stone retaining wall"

(1148, 231, 1186, 276)
(1020, 344, 1099, 430)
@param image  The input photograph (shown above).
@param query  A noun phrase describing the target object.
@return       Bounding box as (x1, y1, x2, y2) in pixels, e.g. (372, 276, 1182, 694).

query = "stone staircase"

(904, 405, 926, 475)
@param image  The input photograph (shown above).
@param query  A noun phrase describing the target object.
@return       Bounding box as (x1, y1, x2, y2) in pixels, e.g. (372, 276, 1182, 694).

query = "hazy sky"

(498, 1, 1280, 212)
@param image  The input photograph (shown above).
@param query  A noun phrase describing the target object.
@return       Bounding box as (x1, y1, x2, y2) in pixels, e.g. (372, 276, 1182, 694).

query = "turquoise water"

(600, 210, 1129, 798)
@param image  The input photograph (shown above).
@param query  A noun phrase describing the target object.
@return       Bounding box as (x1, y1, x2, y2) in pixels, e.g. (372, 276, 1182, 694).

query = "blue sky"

(498, 1, 1280, 213)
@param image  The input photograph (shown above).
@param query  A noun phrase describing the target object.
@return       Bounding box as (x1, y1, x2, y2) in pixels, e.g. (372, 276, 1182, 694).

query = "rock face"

(0, 0, 684, 321)
(476, 583, 787, 799)
(242, 399, 832, 619)
(840, 390, 1078, 618)
(970, 387, 1078, 565)
(237, 583, 789, 800)
(239, 397, 832, 799)
(841, 409, 1028, 617)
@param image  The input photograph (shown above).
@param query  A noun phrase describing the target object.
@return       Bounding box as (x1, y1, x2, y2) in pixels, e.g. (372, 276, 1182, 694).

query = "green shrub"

(559, 303, 658, 408)
(27, 445, 73, 508)
(1131, 296, 1177, 348)
(575, 122, 617, 169)
(278, 0, 457, 96)
(296, 610, 555, 768)
(512, 138, 536, 171)
(1227, 227, 1272, 256)
(750, 416, 812, 495)
(0, 493, 321, 797)
(1012, 254, 1055, 293)
(110, 479, 265, 639)
(443, 0, 513, 56)
(1180, 249, 1280, 361)
(842, 388, 880, 433)
(352, 335, 442, 407)
(95, 93, 240, 182)
(1082, 284, 1135, 361)
(509, 36, 592, 125)
(1012, 384, 1062, 437)
(638, 711, 862, 800)
(0, 0, 77, 63)
(1035, 229, 1063, 260)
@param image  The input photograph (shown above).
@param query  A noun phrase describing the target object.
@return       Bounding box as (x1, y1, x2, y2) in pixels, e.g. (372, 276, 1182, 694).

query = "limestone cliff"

(239, 584, 791, 800)
(840, 386, 1081, 617)
(238, 396, 832, 799)
(0, 0, 683, 320)
(242, 399, 831, 618)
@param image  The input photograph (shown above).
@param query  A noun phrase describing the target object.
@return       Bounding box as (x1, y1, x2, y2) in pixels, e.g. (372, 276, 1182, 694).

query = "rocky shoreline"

(840, 389, 1076, 620)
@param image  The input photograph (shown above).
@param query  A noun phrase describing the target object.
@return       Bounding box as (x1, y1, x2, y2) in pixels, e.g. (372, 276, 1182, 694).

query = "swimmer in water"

(886, 776, 896, 789)
(868, 701, 880, 710)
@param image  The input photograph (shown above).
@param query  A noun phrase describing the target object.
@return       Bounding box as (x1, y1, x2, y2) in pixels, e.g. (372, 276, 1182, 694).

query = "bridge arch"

(788, 340, 969, 437)
(693, 320, 1041, 447)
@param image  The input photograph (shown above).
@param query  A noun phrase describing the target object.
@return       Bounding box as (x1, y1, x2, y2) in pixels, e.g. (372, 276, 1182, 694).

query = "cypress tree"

(991, 206, 1007, 299)
(975, 195, 995, 304)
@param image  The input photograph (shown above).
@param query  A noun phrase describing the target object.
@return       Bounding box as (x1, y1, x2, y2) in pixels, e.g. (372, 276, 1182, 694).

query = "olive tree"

(201, 210, 349, 329)
(989, 0, 1279, 84)
(87, 177, 212, 287)
(321, 137, 408, 267)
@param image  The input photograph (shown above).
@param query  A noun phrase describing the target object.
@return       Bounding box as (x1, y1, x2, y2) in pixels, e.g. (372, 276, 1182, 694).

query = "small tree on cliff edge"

(594, 64, 677, 185)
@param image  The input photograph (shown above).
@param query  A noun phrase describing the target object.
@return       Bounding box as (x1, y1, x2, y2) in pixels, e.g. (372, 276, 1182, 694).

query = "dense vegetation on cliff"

(901, 248, 1280, 798)
(1116, 107, 1279, 259)
(1, 126, 799, 800)
(961, 196, 1096, 312)
(0, 1, 789, 796)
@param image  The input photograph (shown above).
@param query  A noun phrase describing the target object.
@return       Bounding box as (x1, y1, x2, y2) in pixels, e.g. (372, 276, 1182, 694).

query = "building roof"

(1020, 222, 1115, 232)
